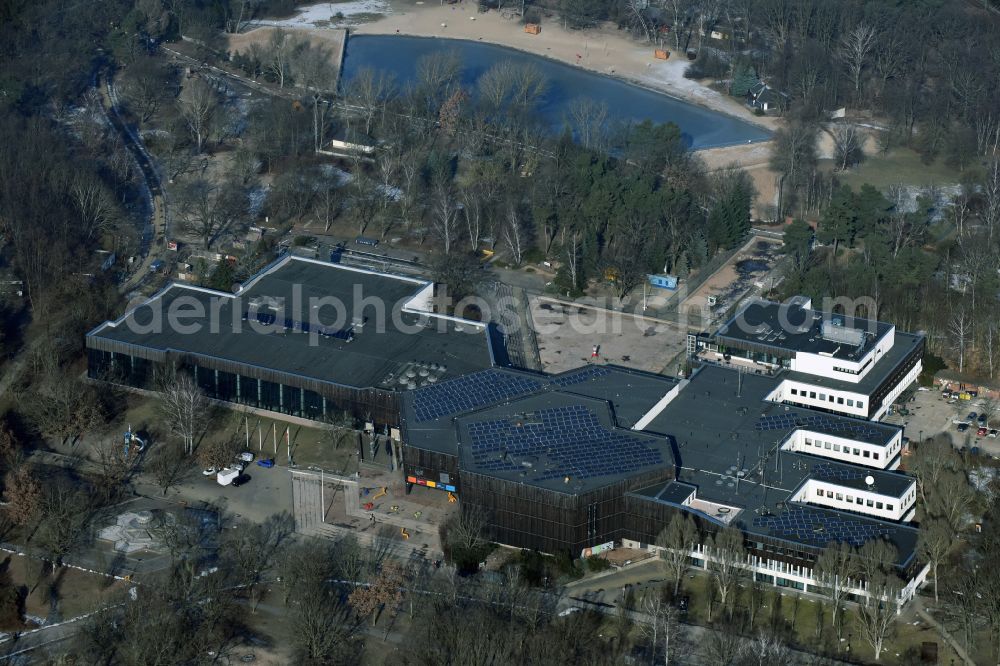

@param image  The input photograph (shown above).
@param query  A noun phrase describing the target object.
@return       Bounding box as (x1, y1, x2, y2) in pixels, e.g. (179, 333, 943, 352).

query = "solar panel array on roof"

(550, 366, 612, 387)
(811, 462, 865, 482)
(411, 370, 543, 422)
(467, 405, 662, 482)
(754, 412, 883, 441)
(752, 507, 891, 547)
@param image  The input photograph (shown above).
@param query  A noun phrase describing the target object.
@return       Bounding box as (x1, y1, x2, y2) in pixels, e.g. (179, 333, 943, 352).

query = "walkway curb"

(916, 607, 976, 666)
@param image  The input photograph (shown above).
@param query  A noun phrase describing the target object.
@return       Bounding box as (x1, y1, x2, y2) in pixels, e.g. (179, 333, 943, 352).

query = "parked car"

(231, 460, 247, 472)
(958, 423, 970, 432)
(968, 412, 978, 420)
(989, 429, 999, 438)
(232, 475, 249, 488)
(978, 427, 989, 436)
(237, 451, 255, 463)
(256, 458, 275, 468)
(979, 415, 988, 425)
(202, 467, 217, 476)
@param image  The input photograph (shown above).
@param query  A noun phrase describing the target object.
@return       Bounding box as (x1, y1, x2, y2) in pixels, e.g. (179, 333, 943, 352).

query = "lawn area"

(824, 148, 961, 192)
(633, 571, 959, 665)
(1, 553, 124, 623)
(105, 395, 360, 475)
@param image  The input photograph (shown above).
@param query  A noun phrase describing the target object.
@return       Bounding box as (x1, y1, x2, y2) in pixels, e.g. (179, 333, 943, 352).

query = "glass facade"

(86, 349, 384, 425)
(87, 349, 154, 388)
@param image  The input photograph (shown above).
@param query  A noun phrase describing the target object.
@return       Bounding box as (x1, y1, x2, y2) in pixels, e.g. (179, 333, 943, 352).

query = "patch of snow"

(260, 0, 391, 28)
(892, 184, 962, 219)
(139, 128, 171, 140)
(970, 466, 997, 498)
(376, 183, 403, 201)
(318, 164, 353, 185)
(248, 186, 269, 217)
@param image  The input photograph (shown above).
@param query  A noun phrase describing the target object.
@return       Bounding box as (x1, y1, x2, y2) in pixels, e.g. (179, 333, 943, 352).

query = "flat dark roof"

(784, 331, 924, 395)
(399, 365, 679, 457)
(550, 365, 680, 428)
(715, 299, 894, 362)
(87, 256, 495, 391)
(400, 350, 915, 558)
(643, 365, 906, 497)
(631, 479, 918, 565)
(456, 392, 674, 494)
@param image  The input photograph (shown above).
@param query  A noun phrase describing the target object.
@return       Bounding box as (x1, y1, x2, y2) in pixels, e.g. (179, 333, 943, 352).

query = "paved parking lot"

(886, 389, 1000, 456)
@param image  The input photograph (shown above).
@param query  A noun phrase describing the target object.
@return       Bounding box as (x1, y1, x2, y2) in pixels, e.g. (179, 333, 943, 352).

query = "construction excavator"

(372, 487, 388, 500)
(447, 492, 457, 503)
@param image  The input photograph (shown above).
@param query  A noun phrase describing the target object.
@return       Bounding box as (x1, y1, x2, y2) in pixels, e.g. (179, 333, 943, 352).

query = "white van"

(217, 468, 240, 486)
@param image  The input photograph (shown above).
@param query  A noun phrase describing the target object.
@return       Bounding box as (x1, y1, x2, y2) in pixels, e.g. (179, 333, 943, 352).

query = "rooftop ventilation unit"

(821, 319, 865, 346)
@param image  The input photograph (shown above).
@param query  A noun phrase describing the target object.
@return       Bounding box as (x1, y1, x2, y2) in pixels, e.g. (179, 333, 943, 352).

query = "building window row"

(803, 437, 880, 461)
(833, 357, 873, 376)
(815, 487, 893, 512)
(788, 388, 864, 410)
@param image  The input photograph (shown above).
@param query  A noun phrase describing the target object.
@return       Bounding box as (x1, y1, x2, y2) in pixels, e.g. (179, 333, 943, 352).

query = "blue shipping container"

(648, 274, 678, 290)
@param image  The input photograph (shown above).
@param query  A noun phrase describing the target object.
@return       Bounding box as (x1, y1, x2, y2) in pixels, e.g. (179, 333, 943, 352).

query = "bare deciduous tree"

(831, 123, 865, 171)
(567, 98, 610, 153)
(348, 67, 397, 137)
(177, 78, 218, 154)
(292, 41, 337, 152)
(158, 372, 208, 455)
(699, 622, 745, 664)
(178, 177, 246, 249)
(839, 23, 878, 102)
(120, 55, 174, 124)
(656, 513, 698, 596)
(814, 541, 857, 636)
(949, 308, 972, 372)
(983, 159, 1000, 243)
(930, 469, 976, 532)
(502, 203, 527, 266)
(148, 441, 188, 496)
(744, 630, 790, 666)
(222, 512, 294, 612)
(431, 181, 460, 255)
(855, 575, 899, 661)
(706, 526, 746, 620)
(918, 518, 952, 603)
(446, 505, 490, 556)
(263, 29, 294, 89)
(92, 435, 142, 504)
(460, 184, 485, 252)
(69, 174, 117, 242)
(639, 592, 680, 666)
(34, 481, 97, 564)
